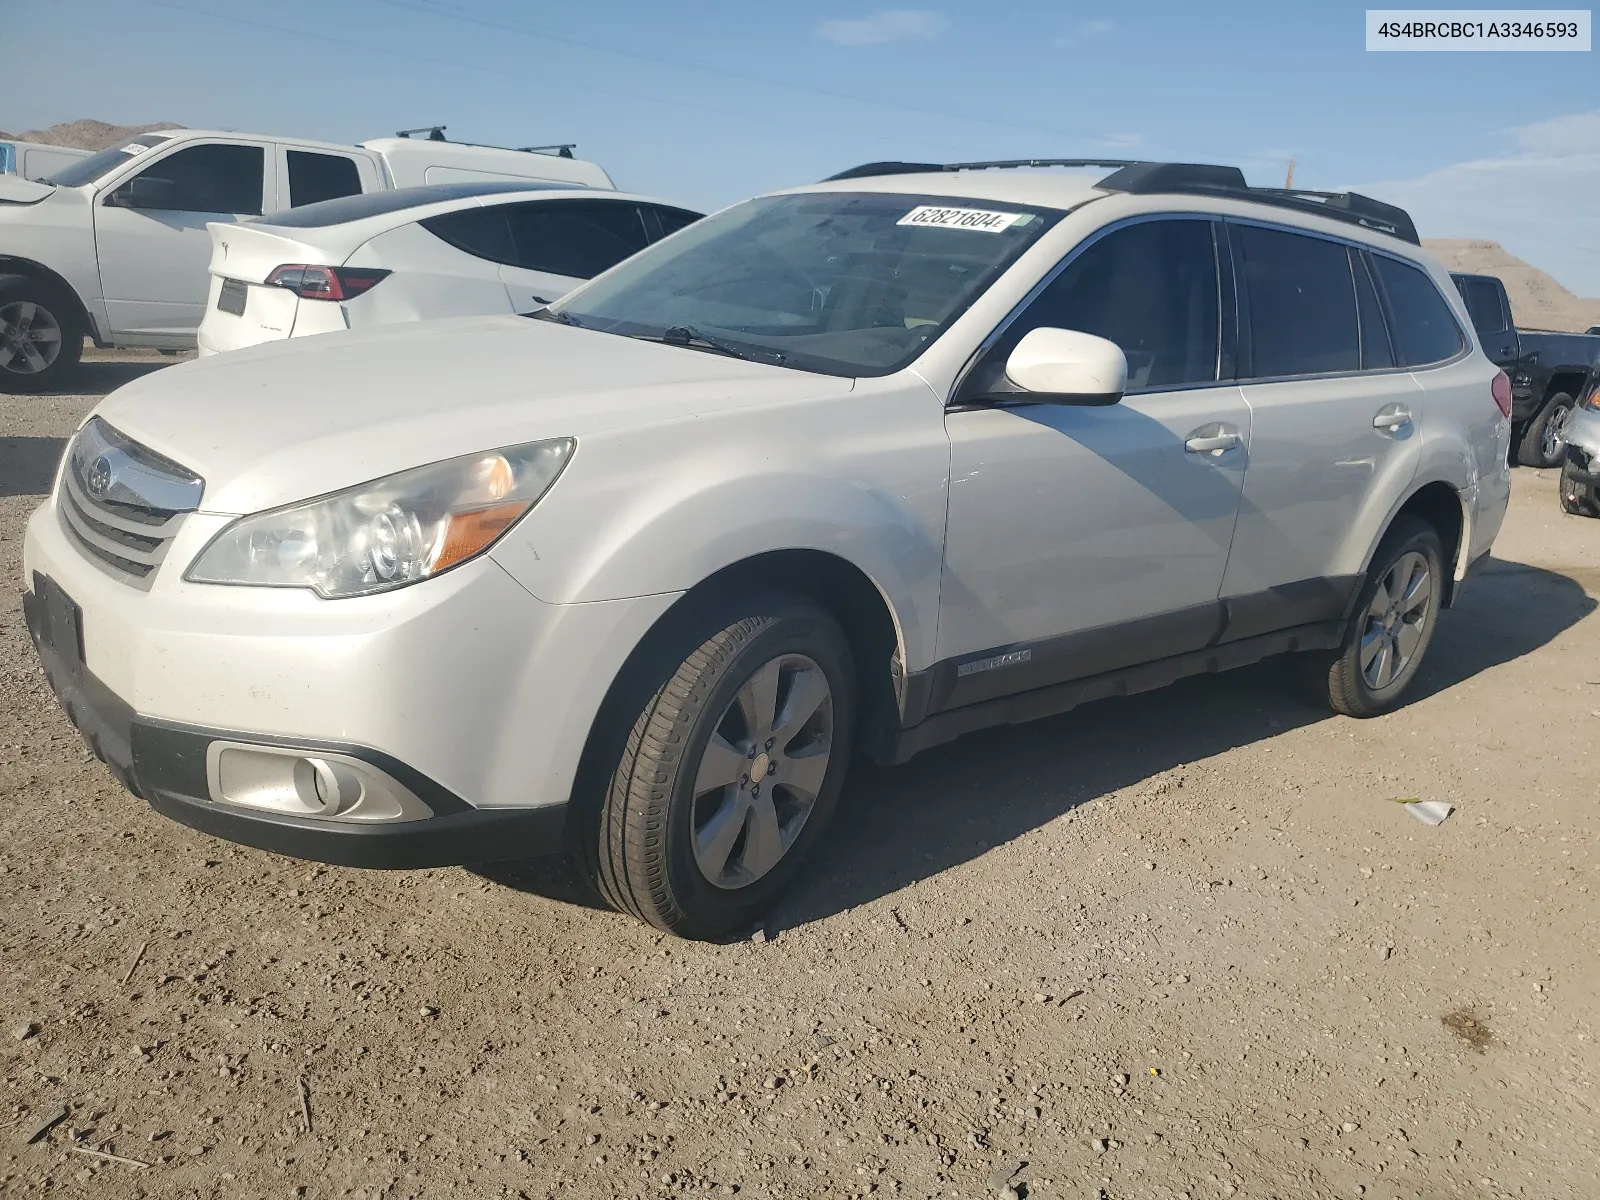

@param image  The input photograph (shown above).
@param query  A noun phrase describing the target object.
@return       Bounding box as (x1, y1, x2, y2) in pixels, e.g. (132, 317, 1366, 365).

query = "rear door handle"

(1184, 431, 1241, 455)
(1374, 404, 1413, 435)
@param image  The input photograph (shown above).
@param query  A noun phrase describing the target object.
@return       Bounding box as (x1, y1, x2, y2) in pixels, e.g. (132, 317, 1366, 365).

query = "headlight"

(186, 439, 573, 598)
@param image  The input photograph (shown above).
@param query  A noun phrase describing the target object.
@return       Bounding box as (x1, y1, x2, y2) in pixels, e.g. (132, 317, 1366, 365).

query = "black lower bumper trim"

(25, 576, 568, 871)
(143, 788, 567, 870)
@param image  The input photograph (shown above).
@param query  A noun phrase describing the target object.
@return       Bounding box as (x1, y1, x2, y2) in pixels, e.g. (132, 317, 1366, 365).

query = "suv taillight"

(1491, 370, 1512, 418)
(265, 265, 391, 302)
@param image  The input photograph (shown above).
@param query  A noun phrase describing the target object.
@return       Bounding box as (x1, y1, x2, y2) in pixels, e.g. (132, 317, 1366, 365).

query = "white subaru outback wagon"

(23, 159, 1512, 939)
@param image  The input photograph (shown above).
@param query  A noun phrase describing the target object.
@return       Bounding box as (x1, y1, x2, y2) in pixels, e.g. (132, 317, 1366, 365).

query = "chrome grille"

(57, 418, 203, 585)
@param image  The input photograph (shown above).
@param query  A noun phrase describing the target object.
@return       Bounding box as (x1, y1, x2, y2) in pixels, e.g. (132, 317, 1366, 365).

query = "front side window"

(645, 205, 702, 240)
(1236, 224, 1359, 378)
(117, 143, 264, 214)
(505, 200, 650, 279)
(287, 150, 363, 208)
(1375, 256, 1467, 367)
(548, 191, 1062, 376)
(979, 217, 1220, 391)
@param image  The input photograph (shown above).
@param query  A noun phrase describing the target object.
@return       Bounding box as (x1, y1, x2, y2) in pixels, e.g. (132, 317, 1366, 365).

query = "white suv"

(22, 159, 1512, 939)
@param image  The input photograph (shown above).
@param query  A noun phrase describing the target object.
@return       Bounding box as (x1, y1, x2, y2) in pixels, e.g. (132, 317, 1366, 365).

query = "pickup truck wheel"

(1517, 393, 1575, 468)
(0, 275, 82, 393)
(1315, 516, 1443, 718)
(584, 596, 856, 940)
(1559, 461, 1599, 517)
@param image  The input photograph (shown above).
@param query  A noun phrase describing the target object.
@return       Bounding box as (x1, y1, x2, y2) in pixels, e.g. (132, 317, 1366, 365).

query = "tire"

(1559, 461, 1600, 517)
(1517, 392, 1575, 468)
(1315, 516, 1445, 719)
(0, 273, 83, 393)
(580, 594, 856, 940)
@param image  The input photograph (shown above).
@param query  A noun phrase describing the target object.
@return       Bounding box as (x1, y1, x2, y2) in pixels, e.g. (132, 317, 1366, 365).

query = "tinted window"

(1236, 224, 1358, 377)
(505, 200, 649, 278)
(990, 218, 1219, 389)
(550, 191, 1061, 378)
(286, 150, 363, 208)
(421, 207, 515, 264)
(261, 181, 563, 229)
(1374, 256, 1466, 367)
(128, 143, 263, 214)
(1352, 250, 1394, 370)
(1458, 276, 1508, 334)
(646, 205, 702, 240)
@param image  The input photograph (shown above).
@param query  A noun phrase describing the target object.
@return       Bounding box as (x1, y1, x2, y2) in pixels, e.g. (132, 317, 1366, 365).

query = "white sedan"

(196, 182, 700, 355)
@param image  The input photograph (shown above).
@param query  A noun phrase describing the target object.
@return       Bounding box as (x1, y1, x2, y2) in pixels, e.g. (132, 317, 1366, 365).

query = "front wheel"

(583, 595, 856, 939)
(0, 273, 82, 393)
(1517, 393, 1575, 468)
(1315, 516, 1444, 718)
(1560, 461, 1600, 517)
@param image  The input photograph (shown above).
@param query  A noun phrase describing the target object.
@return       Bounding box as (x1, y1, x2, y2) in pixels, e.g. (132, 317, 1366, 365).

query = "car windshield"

(547, 191, 1062, 377)
(43, 134, 172, 187)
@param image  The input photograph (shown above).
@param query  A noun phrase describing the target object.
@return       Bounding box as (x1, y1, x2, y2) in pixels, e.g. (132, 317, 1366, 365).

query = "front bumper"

(23, 575, 564, 868)
(1563, 405, 1600, 483)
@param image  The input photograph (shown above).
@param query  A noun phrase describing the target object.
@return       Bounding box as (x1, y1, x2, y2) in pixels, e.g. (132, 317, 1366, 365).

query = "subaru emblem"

(86, 455, 113, 499)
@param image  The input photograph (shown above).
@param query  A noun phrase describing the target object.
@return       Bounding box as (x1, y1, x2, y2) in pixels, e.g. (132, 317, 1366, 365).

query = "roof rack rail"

(396, 125, 449, 142)
(518, 143, 577, 159)
(394, 128, 581, 159)
(819, 158, 1420, 244)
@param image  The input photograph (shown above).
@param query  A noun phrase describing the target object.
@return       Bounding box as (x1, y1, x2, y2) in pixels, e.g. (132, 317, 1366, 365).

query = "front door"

(95, 141, 267, 341)
(936, 216, 1248, 711)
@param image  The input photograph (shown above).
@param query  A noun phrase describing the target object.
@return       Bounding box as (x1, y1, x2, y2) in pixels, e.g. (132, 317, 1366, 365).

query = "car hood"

(94, 315, 855, 514)
(0, 176, 56, 205)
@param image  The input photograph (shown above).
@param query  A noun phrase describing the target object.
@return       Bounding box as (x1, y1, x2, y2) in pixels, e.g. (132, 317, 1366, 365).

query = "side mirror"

(109, 175, 180, 210)
(1004, 327, 1127, 405)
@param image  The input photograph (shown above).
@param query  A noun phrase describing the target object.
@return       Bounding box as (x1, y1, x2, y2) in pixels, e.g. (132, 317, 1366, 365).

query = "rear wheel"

(0, 274, 82, 393)
(1559, 461, 1600, 517)
(1517, 392, 1575, 468)
(1314, 516, 1444, 718)
(582, 595, 856, 940)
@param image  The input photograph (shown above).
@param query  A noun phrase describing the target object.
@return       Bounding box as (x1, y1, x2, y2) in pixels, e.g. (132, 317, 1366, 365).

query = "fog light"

(205, 742, 432, 823)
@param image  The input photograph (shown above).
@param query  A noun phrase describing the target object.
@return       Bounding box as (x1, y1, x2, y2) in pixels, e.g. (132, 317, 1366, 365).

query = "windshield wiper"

(659, 325, 786, 366)
(526, 307, 586, 328)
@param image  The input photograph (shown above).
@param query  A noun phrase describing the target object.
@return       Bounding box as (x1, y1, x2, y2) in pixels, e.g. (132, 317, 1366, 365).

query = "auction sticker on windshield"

(897, 205, 1024, 232)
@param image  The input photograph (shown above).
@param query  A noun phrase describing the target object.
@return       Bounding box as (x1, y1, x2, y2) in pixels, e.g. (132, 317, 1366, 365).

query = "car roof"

(781, 170, 1111, 212)
(250, 183, 697, 234)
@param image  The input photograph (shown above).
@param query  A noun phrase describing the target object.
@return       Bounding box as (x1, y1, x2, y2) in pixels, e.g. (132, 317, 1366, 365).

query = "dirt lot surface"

(2, 357, 1598, 1200)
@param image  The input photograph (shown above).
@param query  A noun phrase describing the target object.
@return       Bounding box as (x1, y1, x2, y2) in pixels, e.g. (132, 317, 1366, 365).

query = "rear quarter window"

(1375, 256, 1467, 367)
(420, 207, 516, 264)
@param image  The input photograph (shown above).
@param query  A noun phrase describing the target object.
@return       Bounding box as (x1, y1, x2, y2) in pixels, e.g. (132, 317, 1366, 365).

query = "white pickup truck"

(0, 127, 613, 390)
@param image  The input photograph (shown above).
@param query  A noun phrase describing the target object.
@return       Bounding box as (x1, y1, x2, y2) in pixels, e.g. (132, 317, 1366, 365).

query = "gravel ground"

(2, 356, 1597, 1200)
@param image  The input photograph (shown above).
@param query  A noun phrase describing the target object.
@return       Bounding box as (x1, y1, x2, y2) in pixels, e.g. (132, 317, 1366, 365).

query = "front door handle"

(1373, 404, 1413, 435)
(1184, 431, 1242, 455)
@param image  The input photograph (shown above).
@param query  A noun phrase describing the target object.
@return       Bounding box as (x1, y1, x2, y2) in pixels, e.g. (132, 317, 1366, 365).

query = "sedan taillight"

(265, 265, 391, 302)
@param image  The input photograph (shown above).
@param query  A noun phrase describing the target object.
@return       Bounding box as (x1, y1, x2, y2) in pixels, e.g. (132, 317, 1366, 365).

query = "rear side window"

(1352, 250, 1394, 370)
(286, 151, 363, 208)
(1457, 276, 1508, 335)
(503, 200, 650, 279)
(420, 208, 516, 264)
(991, 218, 1220, 389)
(1375, 256, 1466, 367)
(1235, 224, 1359, 378)
(644, 205, 702, 240)
(127, 143, 263, 214)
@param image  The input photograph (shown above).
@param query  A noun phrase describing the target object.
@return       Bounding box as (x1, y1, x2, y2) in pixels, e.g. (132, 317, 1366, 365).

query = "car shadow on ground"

(1, 358, 172, 401)
(485, 557, 1595, 931)
(0, 436, 68, 497)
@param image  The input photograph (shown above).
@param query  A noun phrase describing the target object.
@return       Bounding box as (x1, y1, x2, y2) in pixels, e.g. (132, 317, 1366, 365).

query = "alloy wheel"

(0, 301, 63, 376)
(1543, 404, 1572, 463)
(690, 652, 834, 890)
(1359, 551, 1433, 691)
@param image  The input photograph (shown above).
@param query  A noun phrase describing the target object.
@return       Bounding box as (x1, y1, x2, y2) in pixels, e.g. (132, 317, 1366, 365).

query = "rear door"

(935, 216, 1250, 709)
(1455, 274, 1518, 371)
(1219, 223, 1426, 636)
(271, 146, 378, 213)
(95, 140, 267, 340)
(497, 198, 652, 308)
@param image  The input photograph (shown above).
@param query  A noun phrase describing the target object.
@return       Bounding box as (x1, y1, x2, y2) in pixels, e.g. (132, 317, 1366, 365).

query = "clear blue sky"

(4, 0, 1596, 293)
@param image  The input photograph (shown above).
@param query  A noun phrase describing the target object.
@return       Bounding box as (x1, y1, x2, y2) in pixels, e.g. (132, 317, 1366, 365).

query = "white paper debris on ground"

(1404, 800, 1454, 826)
